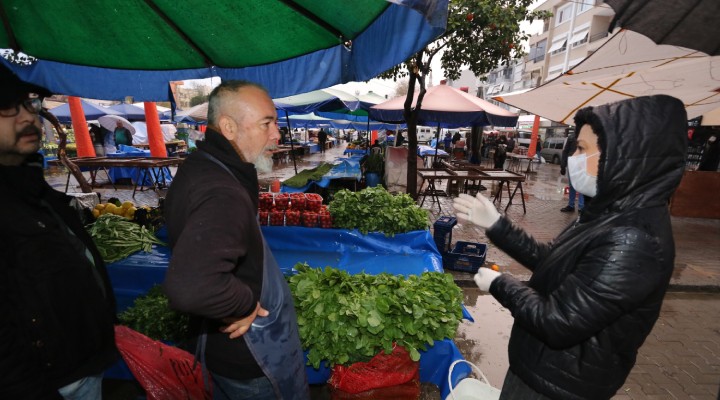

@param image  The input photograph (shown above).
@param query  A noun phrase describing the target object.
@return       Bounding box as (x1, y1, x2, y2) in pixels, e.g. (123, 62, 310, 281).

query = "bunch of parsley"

(328, 186, 429, 235)
(288, 263, 463, 368)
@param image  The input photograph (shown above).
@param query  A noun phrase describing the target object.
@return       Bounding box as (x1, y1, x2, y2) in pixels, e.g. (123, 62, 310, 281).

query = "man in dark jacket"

(163, 81, 309, 400)
(0, 65, 118, 399)
(560, 132, 585, 212)
(454, 95, 687, 399)
(317, 127, 328, 153)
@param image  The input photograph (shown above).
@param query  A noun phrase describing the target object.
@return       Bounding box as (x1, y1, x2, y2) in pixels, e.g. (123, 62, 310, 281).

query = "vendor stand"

(104, 224, 474, 399)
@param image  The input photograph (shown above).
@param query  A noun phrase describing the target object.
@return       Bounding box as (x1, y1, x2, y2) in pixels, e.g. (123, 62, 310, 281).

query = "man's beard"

(254, 151, 274, 174)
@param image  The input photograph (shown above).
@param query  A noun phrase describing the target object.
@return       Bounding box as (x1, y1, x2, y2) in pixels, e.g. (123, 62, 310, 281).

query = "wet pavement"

(47, 142, 720, 398)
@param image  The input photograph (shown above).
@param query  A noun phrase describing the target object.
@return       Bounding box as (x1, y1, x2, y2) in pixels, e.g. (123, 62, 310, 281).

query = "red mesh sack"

(329, 345, 419, 395)
(114, 325, 211, 400)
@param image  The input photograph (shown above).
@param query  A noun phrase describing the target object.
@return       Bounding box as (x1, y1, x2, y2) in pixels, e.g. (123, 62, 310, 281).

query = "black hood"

(577, 95, 687, 221)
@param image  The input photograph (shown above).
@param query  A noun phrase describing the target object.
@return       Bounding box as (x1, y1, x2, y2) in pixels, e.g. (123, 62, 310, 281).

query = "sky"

(184, 1, 545, 100)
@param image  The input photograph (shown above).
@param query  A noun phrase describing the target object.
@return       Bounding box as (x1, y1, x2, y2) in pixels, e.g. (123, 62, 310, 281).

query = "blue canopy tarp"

(48, 100, 121, 124)
(108, 103, 147, 121)
(2, 1, 448, 101)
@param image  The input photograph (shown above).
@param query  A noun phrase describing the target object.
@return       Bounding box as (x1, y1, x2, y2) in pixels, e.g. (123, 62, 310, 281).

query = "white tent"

(495, 30, 720, 124)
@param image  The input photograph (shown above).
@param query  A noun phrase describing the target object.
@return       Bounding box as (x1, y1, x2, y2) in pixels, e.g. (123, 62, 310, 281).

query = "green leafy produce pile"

(283, 163, 334, 188)
(289, 263, 463, 368)
(328, 186, 429, 235)
(118, 286, 191, 344)
(87, 214, 165, 263)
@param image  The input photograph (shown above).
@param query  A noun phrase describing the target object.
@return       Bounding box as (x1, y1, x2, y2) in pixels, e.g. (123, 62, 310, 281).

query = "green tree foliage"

(379, 0, 551, 197)
(190, 94, 207, 107)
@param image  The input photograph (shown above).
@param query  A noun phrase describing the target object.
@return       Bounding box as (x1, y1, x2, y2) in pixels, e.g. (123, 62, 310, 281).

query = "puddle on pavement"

(455, 288, 514, 389)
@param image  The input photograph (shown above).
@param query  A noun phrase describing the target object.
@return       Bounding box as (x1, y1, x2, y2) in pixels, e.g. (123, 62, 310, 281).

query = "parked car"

(540, 137, 568, 164)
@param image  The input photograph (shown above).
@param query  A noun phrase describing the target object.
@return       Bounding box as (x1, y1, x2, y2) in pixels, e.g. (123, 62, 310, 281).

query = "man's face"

(219, 86, 280, 167)
(0, 96, 43, 166)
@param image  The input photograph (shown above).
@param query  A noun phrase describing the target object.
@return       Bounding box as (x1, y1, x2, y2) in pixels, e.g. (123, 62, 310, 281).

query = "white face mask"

(568, 152, 599, 197)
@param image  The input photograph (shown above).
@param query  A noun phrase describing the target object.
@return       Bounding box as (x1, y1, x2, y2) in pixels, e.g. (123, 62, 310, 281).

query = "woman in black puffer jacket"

(454, 95, 687, 399)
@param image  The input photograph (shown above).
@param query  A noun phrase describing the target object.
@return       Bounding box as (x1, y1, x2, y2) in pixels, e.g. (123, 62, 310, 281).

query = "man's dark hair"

(573, 107, 606, 139)
(207, 80, 268, 126)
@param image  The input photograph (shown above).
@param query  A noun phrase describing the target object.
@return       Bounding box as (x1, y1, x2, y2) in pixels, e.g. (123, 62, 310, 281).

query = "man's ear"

(217, 115, 237, 141)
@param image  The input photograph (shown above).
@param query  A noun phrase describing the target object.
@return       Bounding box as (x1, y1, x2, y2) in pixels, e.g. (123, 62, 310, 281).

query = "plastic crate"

(433, 216, 457, 253)
(443, 241, 487, 273)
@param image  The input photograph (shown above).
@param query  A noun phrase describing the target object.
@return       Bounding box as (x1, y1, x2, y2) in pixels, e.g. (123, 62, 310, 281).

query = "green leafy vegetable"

(328, 186, 429, 235)
(283, 163, 335, 188)
(288, 263, 464, 368)
(87, 214, 165, 263)
(118, 286, 191, 344)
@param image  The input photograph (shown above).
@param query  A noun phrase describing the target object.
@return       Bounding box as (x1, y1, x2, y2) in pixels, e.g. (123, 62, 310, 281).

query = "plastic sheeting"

(281, 157, 362, 193)
(261, 226, 443, 275)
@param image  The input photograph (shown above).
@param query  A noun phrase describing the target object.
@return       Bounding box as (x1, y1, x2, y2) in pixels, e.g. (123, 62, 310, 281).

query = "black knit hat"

(0, 64, 51, 108)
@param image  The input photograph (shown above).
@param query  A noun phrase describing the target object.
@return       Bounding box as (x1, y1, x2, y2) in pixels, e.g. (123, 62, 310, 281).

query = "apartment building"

(525, 0, 615, 85)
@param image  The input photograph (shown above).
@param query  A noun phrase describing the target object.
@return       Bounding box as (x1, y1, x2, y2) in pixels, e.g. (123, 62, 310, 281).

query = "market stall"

(105, 224, 471, 398)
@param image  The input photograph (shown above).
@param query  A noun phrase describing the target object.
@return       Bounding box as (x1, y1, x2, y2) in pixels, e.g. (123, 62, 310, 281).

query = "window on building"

(577, 0, 594, 14)
(570, 30, 589, 47)
(555, 3, 573, 25)
(503, 67, 513, 79)
(548, 38, 567, 55)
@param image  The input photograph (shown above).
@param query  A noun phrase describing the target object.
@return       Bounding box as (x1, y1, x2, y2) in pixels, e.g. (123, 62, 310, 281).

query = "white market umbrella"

(98, 114, 136, 135)
(494, 30, 720, 124)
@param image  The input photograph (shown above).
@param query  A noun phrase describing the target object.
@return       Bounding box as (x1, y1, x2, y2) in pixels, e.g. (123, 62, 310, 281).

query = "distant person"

(506, 133, 516, 153)
(534, 139, 543, 162)
(443, 132, 452, 150)
(317, 128, 328, 154)
(560, 132, 585, 213)
(163, 80, 309, 400)
(494, 136, 507, 169)
(113, 120, 133, 147)
(698, 134, 719, 171)
(1, 64, 118, 399)
(453, 95, 688, 399)
(395, 131, 405, 147)
(452, 131, 461, 145)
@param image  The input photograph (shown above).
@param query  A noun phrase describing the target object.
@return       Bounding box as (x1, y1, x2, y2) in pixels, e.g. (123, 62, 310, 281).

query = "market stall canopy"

(133, 102, 170, 113)
(107, 103, 147, 121)
(177, 102, 209, 122)
(370, 84, 519, 128)
(606, 0, 720, 56)
(274, 88, 360, 114)
(493, 30, 720, 124)
(278, 113, 333, 128)
(0, 0, 448, 101)
(48, 100, 121, 124)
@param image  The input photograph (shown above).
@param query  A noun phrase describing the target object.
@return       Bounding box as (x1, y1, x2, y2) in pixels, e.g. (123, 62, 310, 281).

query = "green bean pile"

(87, 214, 165, 263)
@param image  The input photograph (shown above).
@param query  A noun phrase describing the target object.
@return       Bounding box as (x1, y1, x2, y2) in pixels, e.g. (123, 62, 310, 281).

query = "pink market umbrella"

(369, 84, 518, 128)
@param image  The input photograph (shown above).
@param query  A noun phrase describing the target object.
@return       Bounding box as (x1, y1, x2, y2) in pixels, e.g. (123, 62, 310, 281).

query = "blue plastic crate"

(443, 241, 487, 273)
(433, 216, 457, 253)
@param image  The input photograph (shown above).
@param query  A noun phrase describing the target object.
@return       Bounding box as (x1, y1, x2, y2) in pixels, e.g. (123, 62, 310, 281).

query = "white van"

(416, 126, 435, 144)
(540, 137, 568, 164)
(515, 130, 533, 148)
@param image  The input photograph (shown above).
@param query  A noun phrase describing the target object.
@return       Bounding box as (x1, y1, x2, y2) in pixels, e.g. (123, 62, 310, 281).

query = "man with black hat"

(0, 64, 118, 399)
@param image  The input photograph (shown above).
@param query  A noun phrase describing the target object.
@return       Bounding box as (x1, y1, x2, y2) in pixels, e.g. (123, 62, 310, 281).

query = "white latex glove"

(474, 268, 502, 291)
(453, 193, 501, 229)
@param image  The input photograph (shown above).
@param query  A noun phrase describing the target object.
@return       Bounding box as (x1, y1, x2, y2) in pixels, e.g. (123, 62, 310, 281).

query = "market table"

(417, 169, 457, 212)
(51, 156, 184, 196)
(506, 152, 534, 176)
(105, 226, 473, 399)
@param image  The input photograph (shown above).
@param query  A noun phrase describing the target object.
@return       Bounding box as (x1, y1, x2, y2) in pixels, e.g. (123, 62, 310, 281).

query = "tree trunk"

(404, 54, 429, 199)
(41, 110, 92, 193)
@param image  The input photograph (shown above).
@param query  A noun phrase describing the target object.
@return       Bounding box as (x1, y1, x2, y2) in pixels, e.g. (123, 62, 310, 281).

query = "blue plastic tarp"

(261, 226, 442, 275)
(280, 158, 361, 193)
(48, 100, 121, 124)
(418, 145, 449, 157)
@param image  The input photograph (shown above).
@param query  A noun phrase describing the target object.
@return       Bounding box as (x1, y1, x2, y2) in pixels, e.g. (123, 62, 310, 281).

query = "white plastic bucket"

(446, 359, 501, 400)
